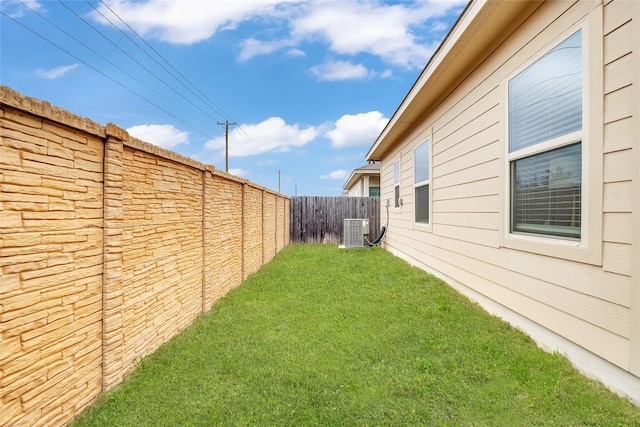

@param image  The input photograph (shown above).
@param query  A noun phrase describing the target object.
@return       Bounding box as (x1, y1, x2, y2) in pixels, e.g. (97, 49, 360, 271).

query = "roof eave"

(343, 168, 380, 191)
(366, 0, 541, 161)
(343, 170, 360, 191)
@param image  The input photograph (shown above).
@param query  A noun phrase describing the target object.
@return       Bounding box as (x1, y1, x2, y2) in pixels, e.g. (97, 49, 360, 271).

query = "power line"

(1, 9, 213, 138)
(94, 0, 236, 124)
(4, 0, 256, 150)
(56, 0, 222, 124)
(91, 0, 252, 141)
(14, 0, 189, 121)
(90, 0, 251, 139)
(80, 0, 253, 142)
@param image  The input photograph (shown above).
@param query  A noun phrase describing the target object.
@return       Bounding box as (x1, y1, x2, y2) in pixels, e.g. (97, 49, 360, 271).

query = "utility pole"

(217, 120, 236, 172)
(277, 170, 281, 193)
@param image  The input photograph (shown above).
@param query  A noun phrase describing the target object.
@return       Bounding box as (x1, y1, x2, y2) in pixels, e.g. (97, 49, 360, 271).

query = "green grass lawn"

(73, 244, 640, 426)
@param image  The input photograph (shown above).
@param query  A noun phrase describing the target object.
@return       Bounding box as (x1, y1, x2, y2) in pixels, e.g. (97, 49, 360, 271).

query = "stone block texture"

(243, 184, 264, 280)
(0, 86, 289, 427)
(263, 192, 277, 264)
(119, 147, 204, 378)
(1, 102, 104, 427)
(204, 171, 243, 310)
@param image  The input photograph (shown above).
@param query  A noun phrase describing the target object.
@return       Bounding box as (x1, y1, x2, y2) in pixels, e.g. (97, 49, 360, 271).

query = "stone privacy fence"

(0, 86, 290, 427)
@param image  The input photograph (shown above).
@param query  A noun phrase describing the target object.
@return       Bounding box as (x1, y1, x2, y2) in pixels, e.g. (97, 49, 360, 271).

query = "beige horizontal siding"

(604, 0, 632, 35)
(435, 211, 500, 230)
(434, 122, 501, 166)
(604, 116, 633, 153)
(432, 224, 500, 248)
(604, 181, 633, 213)
(433, 139, 500, 179)
(604, 14, 633, 64)
(603, 212, 633, 244)
(604, 84, 634, 123)
(432, 177, 499, 202)
(379, 0, 635, 375)
(433, 194, 500, 214)
(603, 242, 633, 276)
(604, 53, 633, 94)
(435, 237, 631, 308)
(394, 242, 630, 370)
(433, 158, 500, 189)
(601, 11, 634, 278)
(433, 91, 499, 154)
(604, 149, 633, 183)
(430, 245, 629, 338)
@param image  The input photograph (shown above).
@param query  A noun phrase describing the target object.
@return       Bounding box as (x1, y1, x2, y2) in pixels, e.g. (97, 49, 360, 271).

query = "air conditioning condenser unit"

(343, 218, 370, 248)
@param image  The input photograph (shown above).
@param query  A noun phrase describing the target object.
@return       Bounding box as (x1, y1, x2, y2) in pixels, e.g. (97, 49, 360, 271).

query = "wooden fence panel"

(290, 196, 380, 244)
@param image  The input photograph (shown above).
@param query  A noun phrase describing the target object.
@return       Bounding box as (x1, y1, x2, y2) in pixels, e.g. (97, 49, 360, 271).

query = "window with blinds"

(512, 144, 581, 237)
(508, 29, 583, 239)
(414, 141, 430, 224)
(394, 160, 401, 208)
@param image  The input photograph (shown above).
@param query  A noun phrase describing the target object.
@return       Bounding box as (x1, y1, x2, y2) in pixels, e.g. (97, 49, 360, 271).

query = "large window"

(414, 140, 430, 224)
(394, 160, 401, 208)
(508, 29, 583, 239)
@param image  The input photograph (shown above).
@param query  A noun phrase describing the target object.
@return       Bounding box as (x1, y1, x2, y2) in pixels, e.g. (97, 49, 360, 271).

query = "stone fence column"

(102, 123, 126, 391)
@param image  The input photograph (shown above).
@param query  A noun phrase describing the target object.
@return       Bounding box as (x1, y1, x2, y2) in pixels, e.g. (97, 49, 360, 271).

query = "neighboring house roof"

(366, 0, 541, 161)
(343, 162, 381, 191)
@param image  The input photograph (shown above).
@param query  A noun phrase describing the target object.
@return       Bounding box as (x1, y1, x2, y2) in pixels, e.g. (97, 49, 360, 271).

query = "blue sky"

(1, 0, 465, 195)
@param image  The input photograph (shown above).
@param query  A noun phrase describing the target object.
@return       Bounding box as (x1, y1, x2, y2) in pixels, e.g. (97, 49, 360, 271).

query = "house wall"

(347, 185, 361, 197)
(0, 86, 290, 427)
(347, 175, 381, 197)
(378, 0, 639, 402)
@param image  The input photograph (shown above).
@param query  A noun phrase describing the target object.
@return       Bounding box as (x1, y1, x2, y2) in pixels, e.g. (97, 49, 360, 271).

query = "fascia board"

(366, 0, 537, 161)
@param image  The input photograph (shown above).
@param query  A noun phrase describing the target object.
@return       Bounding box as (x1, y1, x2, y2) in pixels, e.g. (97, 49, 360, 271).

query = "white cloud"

(310, 60, 370, 81)
(93, 0, 297, 44)
(239, 38, 295, 62)
(205, 117, 317, 157)
(1, 0, 41, 18)
(310, 60, 394, 81)
(127, 124, 189, 149)
(229, 168, 249, 177)
(35, 64, 79, 80)
(93, 1, 465, 69)
(431, 20, 451, 33)
(320, 169, 348, 180)
(291, 1, 466, 69)
(285, 48, 306, 58)
(325, 111, 388, 148)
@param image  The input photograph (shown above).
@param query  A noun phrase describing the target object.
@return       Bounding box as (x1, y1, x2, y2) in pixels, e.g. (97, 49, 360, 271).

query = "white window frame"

(502, 13, 603, 266)
(394, 159, 401, 209)
(414, 139, 431, 226)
